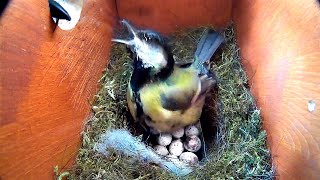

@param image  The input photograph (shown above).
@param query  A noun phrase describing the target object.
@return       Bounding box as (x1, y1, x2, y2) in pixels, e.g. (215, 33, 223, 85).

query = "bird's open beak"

(112, 20, 138, 46)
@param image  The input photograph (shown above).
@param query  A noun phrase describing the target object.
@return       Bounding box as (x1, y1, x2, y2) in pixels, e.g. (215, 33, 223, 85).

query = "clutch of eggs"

(153, 123, 202, 166)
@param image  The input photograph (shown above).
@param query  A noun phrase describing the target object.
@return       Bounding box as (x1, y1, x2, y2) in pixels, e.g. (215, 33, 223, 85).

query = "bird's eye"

(143, 34, 153, 42)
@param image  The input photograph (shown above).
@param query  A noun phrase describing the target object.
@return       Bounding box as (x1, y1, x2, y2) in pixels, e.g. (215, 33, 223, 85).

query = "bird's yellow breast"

(136, 66, 204, 132)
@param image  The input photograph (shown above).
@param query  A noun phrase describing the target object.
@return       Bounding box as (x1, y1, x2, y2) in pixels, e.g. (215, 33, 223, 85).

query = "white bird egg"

(157, 133, 172, 146)
(184, 135, 201, 152)
(179, 152, 199, 165)
(185, 125, 200, 137)
(171, 128, 184, 138)
(168, 139, 184, 156)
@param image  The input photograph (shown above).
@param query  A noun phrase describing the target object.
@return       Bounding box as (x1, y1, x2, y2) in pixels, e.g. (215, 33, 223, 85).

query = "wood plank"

(0, 0, 116, 179)
(116, 0, 232, 34)
(233, 0, 320, 179)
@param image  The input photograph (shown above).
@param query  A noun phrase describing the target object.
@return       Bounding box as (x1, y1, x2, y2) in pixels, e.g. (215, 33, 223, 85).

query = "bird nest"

(65, 25, 274, 179)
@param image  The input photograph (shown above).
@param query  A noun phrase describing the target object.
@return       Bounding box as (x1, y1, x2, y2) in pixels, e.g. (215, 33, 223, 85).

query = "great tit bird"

(112, 20, 224, 134)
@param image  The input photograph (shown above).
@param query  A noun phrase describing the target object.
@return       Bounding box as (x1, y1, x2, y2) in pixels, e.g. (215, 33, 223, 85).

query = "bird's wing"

(160, 87, 195, 111)
(159, 68, 200, 111)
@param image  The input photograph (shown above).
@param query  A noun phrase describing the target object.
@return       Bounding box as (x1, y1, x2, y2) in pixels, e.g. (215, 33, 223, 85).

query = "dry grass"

(66, 25, 274, 180)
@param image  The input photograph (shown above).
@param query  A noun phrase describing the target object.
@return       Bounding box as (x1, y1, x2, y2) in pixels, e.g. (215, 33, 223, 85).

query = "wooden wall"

(0, 0, 231, 179)
(116, 0, 232, 34)
(0, 0, 116, 179)
(1, 0, 319, 179)
(233, 0, 320, 179)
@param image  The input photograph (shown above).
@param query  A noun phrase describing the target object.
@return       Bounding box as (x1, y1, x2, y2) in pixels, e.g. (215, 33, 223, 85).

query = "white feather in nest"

(94, 129, 193, 176)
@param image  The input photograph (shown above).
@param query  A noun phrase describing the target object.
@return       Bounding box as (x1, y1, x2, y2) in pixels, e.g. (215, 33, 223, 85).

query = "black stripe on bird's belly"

(133, 92, 157, 136)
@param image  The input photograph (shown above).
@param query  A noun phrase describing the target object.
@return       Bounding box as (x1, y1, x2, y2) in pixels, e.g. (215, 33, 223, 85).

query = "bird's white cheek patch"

(134, 41, 167, 69)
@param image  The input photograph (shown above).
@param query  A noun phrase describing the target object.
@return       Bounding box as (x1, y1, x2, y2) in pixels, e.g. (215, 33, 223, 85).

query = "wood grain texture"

(1, 0, 319, 179)
(233, 0, 320, 179)
(116, 0, 232, 34)
(0, 0, 116, 179)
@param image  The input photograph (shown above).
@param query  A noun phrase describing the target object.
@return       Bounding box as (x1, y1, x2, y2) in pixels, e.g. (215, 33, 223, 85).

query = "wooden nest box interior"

(0, 0, 319, 179)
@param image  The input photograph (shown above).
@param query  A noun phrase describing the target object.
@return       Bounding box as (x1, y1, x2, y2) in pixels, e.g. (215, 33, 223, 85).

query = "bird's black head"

(112, 20, 174, 78)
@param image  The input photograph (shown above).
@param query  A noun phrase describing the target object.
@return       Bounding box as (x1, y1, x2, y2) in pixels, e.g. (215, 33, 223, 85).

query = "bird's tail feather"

(193, 29, 224, 73)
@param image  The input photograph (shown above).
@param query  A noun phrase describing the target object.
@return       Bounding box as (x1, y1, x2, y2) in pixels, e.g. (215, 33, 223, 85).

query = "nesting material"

(70, 26, 274, 179)
(94, 129, 193, 176)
